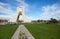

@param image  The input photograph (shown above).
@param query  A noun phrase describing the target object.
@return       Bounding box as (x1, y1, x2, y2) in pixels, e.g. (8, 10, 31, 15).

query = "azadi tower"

(9, 6, 31, 23)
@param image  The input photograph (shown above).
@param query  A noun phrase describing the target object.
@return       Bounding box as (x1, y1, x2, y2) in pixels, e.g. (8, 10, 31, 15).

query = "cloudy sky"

(0, 0, 60, 20)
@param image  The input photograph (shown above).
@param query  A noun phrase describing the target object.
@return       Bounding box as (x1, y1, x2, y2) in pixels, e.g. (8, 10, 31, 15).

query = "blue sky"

(0, 0, 60, 20)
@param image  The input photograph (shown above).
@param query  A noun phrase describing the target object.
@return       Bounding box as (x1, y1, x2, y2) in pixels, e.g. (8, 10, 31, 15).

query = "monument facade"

(9, 6, 31, 23)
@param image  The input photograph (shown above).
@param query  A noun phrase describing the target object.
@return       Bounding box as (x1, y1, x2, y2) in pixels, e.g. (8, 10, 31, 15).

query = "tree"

(50, 18, 58, 23)
(37, 20, 40, 22)
(47, 18, 58, 24)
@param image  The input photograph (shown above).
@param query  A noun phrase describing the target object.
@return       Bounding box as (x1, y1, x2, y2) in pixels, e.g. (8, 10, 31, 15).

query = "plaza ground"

(0, 24, 18, 39)
(24, 23, 60, 39)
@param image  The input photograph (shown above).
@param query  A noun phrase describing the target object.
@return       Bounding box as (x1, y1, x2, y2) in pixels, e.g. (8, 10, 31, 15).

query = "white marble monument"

(9, 6, 31, 23)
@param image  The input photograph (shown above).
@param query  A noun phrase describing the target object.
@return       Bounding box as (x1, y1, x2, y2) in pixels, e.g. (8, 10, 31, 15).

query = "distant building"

(0, 18, 8, 25)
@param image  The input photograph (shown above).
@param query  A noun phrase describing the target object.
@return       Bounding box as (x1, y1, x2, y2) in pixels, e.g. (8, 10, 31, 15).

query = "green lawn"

(0, 24, 18, 39)
(24, 23, 60, 39)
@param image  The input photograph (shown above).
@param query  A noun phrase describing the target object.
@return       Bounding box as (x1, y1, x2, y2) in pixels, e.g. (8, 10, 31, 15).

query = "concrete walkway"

(20, 25, 35, 39)
(11, 25, 35, 39)
(11, 25, 21, 39)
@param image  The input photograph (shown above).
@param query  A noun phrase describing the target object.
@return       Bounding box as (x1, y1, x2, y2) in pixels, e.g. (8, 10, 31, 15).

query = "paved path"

(11, 25, 35, 39)
(20, 25, 35, 39)
(11, 25, 21, 39)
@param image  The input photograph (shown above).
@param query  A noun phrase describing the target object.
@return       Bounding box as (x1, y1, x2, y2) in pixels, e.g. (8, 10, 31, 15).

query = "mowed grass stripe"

(0, 24, 18, 39)
(24, 23, 60, 39)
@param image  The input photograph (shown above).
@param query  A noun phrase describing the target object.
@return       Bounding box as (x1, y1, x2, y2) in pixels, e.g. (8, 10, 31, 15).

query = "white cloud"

(40, 4, 60, 20)
(0, 2, 15, 15)
(0, 15, 11, 19)
(15, 0, 29, 12)
(15, 0, 25, 6)
(0, 2, 16, 20)
(16, 0, 24, 3)
(0, 2, 9, 6)
(0, 6, 14, 15)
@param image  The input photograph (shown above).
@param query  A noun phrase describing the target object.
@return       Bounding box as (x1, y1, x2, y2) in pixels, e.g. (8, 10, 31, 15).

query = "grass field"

(0, 24, 18, 39)
(24, 23, 60, 39)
